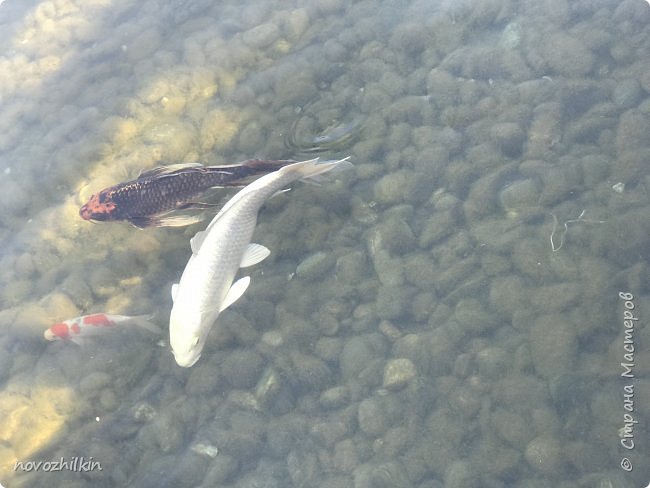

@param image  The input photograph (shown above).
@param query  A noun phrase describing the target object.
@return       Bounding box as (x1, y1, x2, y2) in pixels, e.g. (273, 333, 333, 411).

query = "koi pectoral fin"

(219, 276, 251, 312)
(128, 216, 154, 228)
(240, 243, 270, 267)
(175, 202, 222, 210)
(128, 213, 207, 228)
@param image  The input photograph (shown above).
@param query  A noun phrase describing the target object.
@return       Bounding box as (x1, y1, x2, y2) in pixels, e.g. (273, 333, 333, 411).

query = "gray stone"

(376, 285, 415, 320)
(314, 336, 344, 363)
(353, 461, 411, 488)
(616, 110, 650, 153)
(275, 76, 318, 108)
(79, 372, 112, 394)
(296, 251, 334, 281)
(444, 460, 479, 488)
(333, 439, 357, 473)
(543, 32, 595, 77)
(314, 0, 343, 14)
(358, 396, 400, 436)
(150, 409, 185, 453)
(491, 407, 534, 450)
(580, 153, 611, 187)
(475, 347, 509, 379)
(426, 68, 458, 107)
(373, 171, 410, 205)
(418, 210, 456, 248)
(403, 253, 438, 289)
(242, 23, 280, 49)
(254, 368, 281, 407)
(221, 349, 265, 389)
(613, 79, 643, 109)
(237, 121, 264, 153)
(339, 334, 388, 381)
(533, 283, 580, 312)
(369, 218, 416, 257)
(202, 454, 238, 485)
(389, 22, 430, 54)
(290, 351, 332, 391)
(448, 384, 481, 419)
(524, 436, 567, 475)
(538, 161, 583, 206)
(463, 167, 514, 222)
(491, 123, 525, 158)
(453, 298, 499, 335)
(382, 358, 417, 391)
(525, 103, 563, 158)
(488, 275, 530, 317)
(529, 315, 577, 379)
(498, 178, 540, 212)
(186, 363, 221, 396)
(335, 251, 368, 284)
(320, 386, 350, 409)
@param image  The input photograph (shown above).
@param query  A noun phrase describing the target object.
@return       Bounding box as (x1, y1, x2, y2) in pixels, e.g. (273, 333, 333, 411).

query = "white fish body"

(169, 157, 351, 367)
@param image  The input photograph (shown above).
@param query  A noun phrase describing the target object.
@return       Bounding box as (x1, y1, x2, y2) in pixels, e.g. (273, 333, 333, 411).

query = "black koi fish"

(79, 159, 297, 228)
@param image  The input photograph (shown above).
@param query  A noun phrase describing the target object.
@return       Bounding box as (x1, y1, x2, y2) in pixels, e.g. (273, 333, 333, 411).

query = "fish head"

(169, 309, 209, 368)
(44, 322, 69, 341)
(79, 192, 117, 221)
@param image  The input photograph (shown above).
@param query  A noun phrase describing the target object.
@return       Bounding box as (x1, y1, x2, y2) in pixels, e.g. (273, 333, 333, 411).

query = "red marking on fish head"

(79, 192, 117, 221)
(83, 313, 113, 327)
(49, 322, 70, 340)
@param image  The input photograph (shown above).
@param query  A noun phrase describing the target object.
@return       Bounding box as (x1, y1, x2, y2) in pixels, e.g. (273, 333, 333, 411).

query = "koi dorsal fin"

(190, 230, 206, 254)
(138, 162, 203, 179)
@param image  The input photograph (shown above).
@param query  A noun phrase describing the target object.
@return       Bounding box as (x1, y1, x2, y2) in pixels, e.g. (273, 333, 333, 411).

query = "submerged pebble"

(295, 251, 334, 281)
(529, 315, 577, 379)
(524, 436, 567, 475)
(491, 122, 525, 158)
(221, 349, 266, 389)
(339, 334, 388, 381)
(79, 372, 112, 394)
(320, 386, 350, 409)
(335, 251, 367, 284)
(358, 396, 400, 436)
(498, 178, 540, 212)
(382, 358, 417, 391)
(242, 23, 280, 49)
(190, 442, 219, 458)
(373, 171, 409, 205)
(445, 460, 480, 488)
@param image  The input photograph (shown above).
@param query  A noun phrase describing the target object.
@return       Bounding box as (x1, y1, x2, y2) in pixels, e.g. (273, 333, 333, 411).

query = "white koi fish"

(44, 313, 160, 345)
(169, 157, 352, 367)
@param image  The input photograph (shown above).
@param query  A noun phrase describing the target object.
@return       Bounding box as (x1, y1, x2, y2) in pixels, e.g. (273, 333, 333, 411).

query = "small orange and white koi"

(44, 313, 160, 345)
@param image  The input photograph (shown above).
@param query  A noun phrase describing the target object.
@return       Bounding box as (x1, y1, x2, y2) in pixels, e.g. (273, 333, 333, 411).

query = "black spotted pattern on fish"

(79, 160, 296, 227)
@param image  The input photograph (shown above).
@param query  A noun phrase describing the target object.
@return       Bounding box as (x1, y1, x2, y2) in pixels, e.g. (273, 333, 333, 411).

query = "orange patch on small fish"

(50, 323, 69, 339)
(44, 313, 160, 345)
(82, 313, 112, 327)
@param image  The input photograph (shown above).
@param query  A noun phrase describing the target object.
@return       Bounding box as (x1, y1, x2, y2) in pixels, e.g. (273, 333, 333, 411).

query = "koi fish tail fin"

(242, 159, 298, 171)
(293, 156, 354, 185)
(128, 315, 163, 334)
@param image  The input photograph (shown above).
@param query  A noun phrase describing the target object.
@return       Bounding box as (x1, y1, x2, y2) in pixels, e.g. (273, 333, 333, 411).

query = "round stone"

(382, 358, 417, 391)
